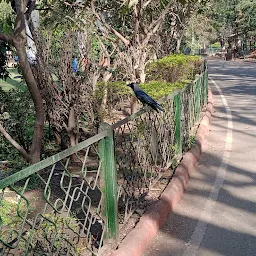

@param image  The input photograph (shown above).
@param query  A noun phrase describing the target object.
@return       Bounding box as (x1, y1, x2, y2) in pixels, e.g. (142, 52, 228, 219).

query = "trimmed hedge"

(95, 54, 202, 117)
(139, 81, 186, 99)
(95, 80, 187, 116)
(146, 54, 202, 83)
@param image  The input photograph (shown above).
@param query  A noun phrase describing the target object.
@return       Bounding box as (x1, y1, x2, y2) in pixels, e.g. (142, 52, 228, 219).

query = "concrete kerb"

(110, 89, 214, 256)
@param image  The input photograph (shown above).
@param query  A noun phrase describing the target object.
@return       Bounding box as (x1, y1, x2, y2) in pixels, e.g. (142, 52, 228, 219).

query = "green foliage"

(26, 213, 81, 255)
(237, 0, 256, 33)
(184, 12, 218, 51)
(12, 173, 42, 192)
(95, 81, 132, 117)
(0, 87, 35, 149)
(96, 81, 131, 101)
(147, 54, 202, 83)
(0, 67, 25, 92)
(0, 1, 13, 34)
(210, 42, 221, 48)
(95, 54, 202, 116)
(0, 42, 9, 80)
(186, 135, 196, 149)
(140, 81, 186, 99)
(209, 0, 238, 36)
(206, 0, 256, 37)
(38, 0, 86, 29)
(0, 198, 25, 226)
(95, 80, 187, 119)
(0, 199, 16, 226)
(0, 86, 34, 169)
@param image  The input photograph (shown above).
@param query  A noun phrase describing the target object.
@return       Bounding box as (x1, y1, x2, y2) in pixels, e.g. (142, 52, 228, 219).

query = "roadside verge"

(109, 89, 214, 256)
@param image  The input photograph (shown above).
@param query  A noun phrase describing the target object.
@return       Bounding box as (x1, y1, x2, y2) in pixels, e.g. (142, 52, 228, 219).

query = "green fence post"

(98, 123, 118, 245)
(174, 93, 182, 155)
(204, 60, 208, 105)
(195, 75, 201, 122)
(205, 68, 209, 104)
(188, 86, 193, 129)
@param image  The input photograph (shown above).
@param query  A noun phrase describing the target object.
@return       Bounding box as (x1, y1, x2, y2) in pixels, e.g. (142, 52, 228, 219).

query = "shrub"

(0, 86, 61, 172)
(90, 54, 203, 120)
(0, 87, 35, 150)
(140, 81, 186, 99)
(94, 80, 188, 118)
(146, 54, 202, 83)
(0, 87, 33, 172)
(95, 81, 132, 119)
(0, 199, 25, 226)
(210, 42, 222, 48)
(96, 81, 131, 104)
(95, 79, 188, 104)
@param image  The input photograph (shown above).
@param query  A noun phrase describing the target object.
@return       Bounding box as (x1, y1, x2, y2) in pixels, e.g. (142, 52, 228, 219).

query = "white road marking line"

(182, 77, 233, 256)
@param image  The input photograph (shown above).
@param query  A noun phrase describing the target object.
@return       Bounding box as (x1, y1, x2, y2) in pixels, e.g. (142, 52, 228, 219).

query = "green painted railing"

(0, 61, 208, 255)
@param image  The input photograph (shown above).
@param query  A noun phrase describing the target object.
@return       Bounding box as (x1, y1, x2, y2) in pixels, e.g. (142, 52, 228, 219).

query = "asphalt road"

(144, 60, 256, 256)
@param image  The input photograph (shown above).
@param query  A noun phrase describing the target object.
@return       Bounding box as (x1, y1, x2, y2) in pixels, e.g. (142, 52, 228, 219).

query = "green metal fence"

(0, 62, 208, 255)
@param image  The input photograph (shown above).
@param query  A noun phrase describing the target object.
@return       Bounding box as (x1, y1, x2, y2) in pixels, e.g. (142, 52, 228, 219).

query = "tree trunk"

(100, 71, 113, 118)
(92, 72, 101, 92)
(67, 106, 78, 161)
(67, 106, 76, 144)
(130, 96, 138, 115)
(176, 37, 182, 53)
(131, 58, 146, 114)
(13, 10, 44, 164)
(70, 131, 76, 147)
(139, 67, 146, 83)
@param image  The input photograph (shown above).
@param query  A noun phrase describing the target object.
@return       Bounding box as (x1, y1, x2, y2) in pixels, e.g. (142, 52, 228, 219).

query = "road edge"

(109, 89, 214, 256)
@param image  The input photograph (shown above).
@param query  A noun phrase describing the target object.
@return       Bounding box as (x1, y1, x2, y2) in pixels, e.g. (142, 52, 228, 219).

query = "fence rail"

(0, 61, 208, 255)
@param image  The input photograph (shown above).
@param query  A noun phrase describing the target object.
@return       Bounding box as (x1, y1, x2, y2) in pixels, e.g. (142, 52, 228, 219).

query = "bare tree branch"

(147, 1, 173, 33)
(133, 0, 141, 46)
(0, 33, 14, 44)
(142, 1, 173, 46)
(90, 0, 130, 46)
(0, 123, 30, 162)
(142, 0, 153, 9)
